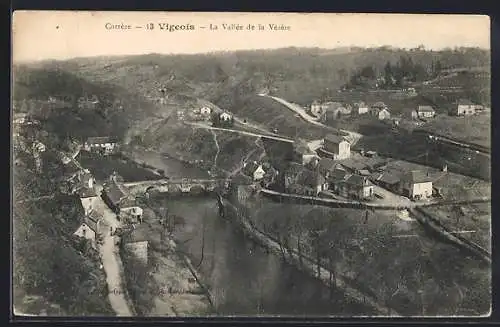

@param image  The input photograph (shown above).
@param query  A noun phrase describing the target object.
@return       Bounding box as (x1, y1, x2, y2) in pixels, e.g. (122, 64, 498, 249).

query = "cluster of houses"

(178, 105, 234, 125)
(56, 151, 146, 256)
(83, 136, 119, 155)
(309, 100, 392, 122)
(280, 132, 435, 202)
(185, 106, 212, 121)
(309, 97, 486, 124)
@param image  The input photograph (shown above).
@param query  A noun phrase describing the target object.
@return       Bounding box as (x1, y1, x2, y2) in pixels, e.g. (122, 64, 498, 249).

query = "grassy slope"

(417, 113, 491, 148)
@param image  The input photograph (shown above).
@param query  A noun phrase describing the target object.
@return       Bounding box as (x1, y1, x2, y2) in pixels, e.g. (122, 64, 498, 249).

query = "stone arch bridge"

(123, 178, 230, 195)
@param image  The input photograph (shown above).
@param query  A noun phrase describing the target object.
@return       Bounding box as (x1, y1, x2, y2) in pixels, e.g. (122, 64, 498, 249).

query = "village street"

(371, 185, 416, 208)
(93, 183, 133, 316)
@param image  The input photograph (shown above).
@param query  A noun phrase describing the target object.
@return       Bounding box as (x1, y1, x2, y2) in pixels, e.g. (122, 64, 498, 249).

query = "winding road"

(259, 94, 363, 145)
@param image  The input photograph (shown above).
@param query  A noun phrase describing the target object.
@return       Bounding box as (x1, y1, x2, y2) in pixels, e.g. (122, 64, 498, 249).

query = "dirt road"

(260, 94, 363, 145)
(93, 184, 133, 316)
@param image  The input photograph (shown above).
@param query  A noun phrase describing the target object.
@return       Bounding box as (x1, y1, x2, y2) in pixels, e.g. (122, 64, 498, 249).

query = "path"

(259, 94, 363, 145)
(260, 188, 490, 211)
(183, 121, 294, 143)
(210, 130, 220, 172)
(93, 183, 133, 316)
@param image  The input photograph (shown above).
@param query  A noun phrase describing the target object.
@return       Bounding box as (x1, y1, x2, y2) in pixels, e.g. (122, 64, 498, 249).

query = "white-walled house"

(200, 107, 212, 115)
(253, 165, 266, 181)
(456, 99, 477, 116)
(220, 112, 232, 121)
(417, 105, 436, 118)
(83, 136, 119, 155)
(321, 134, 351, 160)
(73, 211, 101, 247)
(378, 108, 391, 120)
(399, 170, 433, 200)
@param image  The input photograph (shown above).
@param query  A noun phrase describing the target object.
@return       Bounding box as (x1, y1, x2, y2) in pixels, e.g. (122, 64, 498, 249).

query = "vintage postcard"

(11, 11, 491, 318)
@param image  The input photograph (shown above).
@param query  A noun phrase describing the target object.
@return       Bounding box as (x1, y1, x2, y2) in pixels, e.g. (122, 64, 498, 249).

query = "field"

(421, 203, 491, 253)
(228, 95, 328, 140)
(417, 113, 491, 149)
(77, 151, 163, 182)
(243, 197, 491, 316)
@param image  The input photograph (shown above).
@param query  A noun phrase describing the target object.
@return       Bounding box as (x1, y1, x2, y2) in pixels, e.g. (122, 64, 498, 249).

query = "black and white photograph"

(11, 11, 491, 317)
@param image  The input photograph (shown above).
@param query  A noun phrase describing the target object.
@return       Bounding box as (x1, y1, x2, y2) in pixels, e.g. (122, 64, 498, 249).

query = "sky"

(12, 11, 490, 62)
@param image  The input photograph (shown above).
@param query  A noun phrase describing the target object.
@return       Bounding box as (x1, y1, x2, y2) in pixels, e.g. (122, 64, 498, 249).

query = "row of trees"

(344, 56, 445, 89)
(245, 200, 490, 316)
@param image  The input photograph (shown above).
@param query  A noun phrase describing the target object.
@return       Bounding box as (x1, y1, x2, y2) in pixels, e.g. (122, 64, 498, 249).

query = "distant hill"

(12, 66, 158, 141)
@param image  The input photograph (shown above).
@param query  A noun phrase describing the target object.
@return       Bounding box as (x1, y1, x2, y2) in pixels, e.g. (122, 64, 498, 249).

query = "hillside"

(12, 66, 158, 141)
(13, 155, 114, 316)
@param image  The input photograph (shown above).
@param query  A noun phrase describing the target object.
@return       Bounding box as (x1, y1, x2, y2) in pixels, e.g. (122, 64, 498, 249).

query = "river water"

(136, 148, 490, 317)
(137, 149, 374, 316)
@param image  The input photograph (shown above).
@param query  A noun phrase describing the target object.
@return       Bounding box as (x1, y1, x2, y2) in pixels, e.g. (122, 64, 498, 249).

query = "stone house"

(73, 210, 101, 247)
(122, 224, 154, 265)
(101, 174, 127, 214)
(320, 134, 351, 160)
(417, 105, 436, 118)
(83, 136, 119, 155)
(219, 112, 232, 121)
(399, 170, 433, 200)
(353, 101, 369, 115)
(370, 171, 401, 193)
(377, 108, 391, 120)
(289, 168, 328, 196)
(200, 106, 212, 116)
(120, 206, 144, 224)
(370, 102, 388, 116)
(456, 99, 478, 116)
(293, 141, 320, 165)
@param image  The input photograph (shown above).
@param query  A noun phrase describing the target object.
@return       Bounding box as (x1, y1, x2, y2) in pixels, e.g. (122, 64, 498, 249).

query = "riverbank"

(120, 217, 214, 316)
(219, 195, 397, 316)
(410, 207, 491, 264)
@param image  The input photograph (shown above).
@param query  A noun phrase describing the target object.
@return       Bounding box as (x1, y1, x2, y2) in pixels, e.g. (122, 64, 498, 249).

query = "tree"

(359, 65, 376, 79)
(210, 112, 220, 127)
(337, 68, 348, 83)
(433, 60, 442, 77)
(384, 61, 393, 87)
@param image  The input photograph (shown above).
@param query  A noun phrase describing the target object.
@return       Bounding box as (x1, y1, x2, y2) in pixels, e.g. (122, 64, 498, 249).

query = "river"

(134, 148, 490, 316)
(137, 149, 375, 316)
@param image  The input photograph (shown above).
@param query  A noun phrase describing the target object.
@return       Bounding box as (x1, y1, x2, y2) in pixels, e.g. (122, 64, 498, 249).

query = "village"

(13, 112, 215, 315)
(13, 87, 491, 235)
